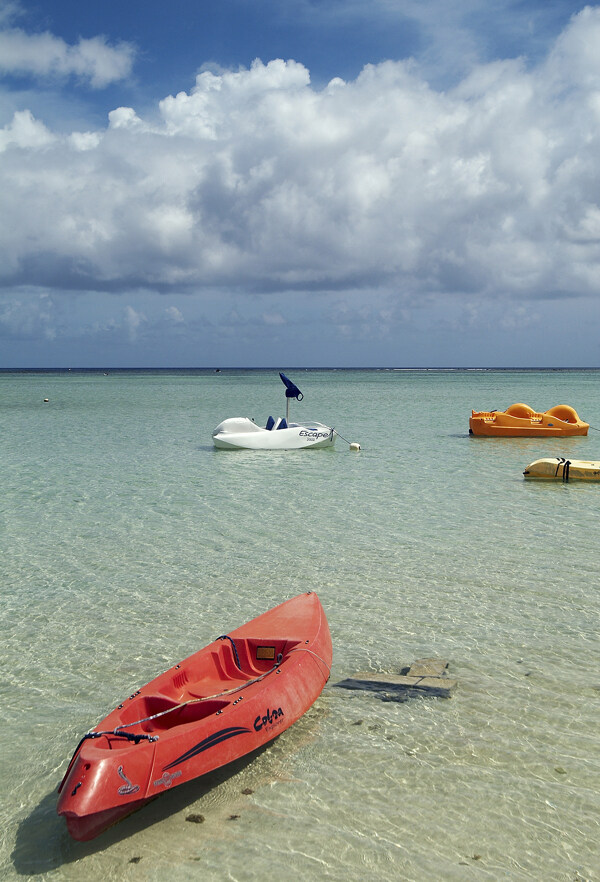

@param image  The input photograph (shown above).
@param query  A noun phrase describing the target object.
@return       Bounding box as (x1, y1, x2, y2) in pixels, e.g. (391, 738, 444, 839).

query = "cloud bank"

(1, 5, 600, 365)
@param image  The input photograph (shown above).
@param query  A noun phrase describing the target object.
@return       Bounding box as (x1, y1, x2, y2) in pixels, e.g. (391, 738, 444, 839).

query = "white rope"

(287, 647, 331, 679)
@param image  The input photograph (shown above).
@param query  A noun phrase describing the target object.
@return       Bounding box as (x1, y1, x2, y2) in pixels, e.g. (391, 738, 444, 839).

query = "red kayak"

(57, 592, 331, 841)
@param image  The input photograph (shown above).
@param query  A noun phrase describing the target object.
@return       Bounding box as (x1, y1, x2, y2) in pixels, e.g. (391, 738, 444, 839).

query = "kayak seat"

(169, 639, 304, 702)
(116, 694, 230, 733)
(277, 418, 288, 429)
(186, 639, 298, 699)
(265, 415, 275, 430)
(208, 637, 300, 681)
(143, 698, 229, 731)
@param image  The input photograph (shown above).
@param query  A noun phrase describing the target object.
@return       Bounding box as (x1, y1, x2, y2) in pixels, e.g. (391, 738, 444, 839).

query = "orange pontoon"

(469, 403, 589, 437)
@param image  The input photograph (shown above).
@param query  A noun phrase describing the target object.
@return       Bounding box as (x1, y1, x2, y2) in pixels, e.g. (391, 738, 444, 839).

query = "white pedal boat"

(212, 373, 336, 450)
(523, 457, 600, 481)
(212, 416, 335, 450)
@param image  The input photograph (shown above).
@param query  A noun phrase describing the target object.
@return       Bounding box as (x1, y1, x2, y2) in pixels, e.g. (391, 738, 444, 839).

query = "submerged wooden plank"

(402, 658, 449, 678)
(334, 661, 457, 700)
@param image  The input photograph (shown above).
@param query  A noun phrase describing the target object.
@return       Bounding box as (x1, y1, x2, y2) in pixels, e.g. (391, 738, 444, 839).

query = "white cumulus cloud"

(0, 24, 135, 87)
(2, 8, 600, 316)
(0, 108, 54, 149)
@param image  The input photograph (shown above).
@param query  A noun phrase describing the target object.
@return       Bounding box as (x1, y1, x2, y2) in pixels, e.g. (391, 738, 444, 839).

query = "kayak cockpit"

(115, 696, 230, 734)
(89, 637, 302, 739)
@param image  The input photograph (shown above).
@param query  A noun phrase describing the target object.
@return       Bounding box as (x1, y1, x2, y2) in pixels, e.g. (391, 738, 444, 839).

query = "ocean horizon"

(2, 365, 600, 371)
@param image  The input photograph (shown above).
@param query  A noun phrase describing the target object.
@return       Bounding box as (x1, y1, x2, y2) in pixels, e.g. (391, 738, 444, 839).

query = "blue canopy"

(279, 372, 304, 400)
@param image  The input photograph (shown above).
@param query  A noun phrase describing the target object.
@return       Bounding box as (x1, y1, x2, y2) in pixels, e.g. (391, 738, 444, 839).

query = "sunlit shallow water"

(1, 368, 599, 881)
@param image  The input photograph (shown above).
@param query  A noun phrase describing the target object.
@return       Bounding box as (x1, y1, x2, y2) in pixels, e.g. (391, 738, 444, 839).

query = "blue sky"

(1, 0, 599, 367)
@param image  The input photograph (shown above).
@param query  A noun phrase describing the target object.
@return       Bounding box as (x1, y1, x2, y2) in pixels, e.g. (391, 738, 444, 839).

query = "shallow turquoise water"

(1, 368, 599, 881)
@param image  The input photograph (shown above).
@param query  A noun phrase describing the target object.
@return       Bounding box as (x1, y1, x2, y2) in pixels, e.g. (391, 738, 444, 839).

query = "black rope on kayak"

(57, 729, 158, 792)
(554, 457, 571, 482)
(218, 634, 241, 669)
(83, 730, 159, 744)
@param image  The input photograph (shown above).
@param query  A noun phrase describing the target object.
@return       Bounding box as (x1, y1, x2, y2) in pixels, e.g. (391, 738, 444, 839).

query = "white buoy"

(349, 442, 361, 451)
(43, 398, 49, 402)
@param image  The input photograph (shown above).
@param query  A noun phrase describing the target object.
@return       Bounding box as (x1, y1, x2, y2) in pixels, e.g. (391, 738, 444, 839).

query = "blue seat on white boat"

(265, 416, 275, 430)
(277, 418, 288, 429)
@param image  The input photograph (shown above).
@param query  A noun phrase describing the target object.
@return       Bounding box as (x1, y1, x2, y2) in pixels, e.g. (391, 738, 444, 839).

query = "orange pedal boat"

(57, 592, 331, 841)
(469, 403, 589, 437)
